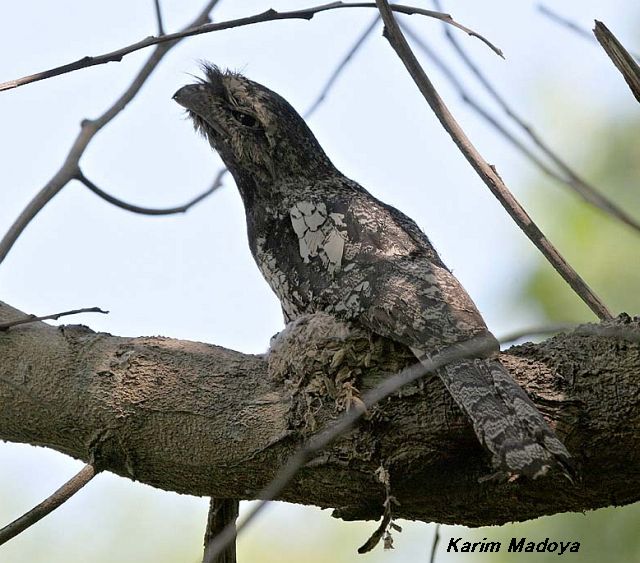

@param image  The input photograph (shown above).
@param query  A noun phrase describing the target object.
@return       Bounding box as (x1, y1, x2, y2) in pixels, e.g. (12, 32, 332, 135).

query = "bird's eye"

(231, 110, 259, 128)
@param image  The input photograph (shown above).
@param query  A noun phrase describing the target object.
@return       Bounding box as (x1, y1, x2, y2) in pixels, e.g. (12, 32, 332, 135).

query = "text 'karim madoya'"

(447, 537, 580, 555)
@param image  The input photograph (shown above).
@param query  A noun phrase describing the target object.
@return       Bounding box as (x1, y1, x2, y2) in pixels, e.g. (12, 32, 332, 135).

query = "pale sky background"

(0, 1, 637, 562)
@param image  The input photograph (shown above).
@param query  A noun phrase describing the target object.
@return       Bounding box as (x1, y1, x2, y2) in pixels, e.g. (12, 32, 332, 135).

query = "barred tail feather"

(429, 356, 572, 479)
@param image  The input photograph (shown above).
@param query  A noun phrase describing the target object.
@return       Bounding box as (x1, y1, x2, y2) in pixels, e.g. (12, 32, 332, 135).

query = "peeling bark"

(1, 300, 638, 526)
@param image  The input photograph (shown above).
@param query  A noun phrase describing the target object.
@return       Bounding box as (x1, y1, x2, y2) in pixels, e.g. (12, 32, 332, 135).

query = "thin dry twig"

(202, 334, 498, 562)
(574, 320, 640, 343)
(538, 5, 640, 62)
(594, 20, 640, 104)
(357, 502, 392, 553)
(429, 1, 640, 234)
(498, 323, 575, 345)
(0, 0, 222, 266)
(79, 8, 375, 217)
(402, 25, 563, 183)
(76, 169, 226, 216)
(0, 464, 97, 546)
(429, 523, 441, 563)
(305, 14, 380, 116)
(86, 11, 378, 218)
(153, 0, 165, 35)
(375, 0, 612, 321)
(0, 306, 108, 331)
(0, 2, 501, 93)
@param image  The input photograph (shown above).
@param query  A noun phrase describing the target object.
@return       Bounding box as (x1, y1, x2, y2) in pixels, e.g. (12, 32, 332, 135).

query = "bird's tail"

(434, 357, 572, 480)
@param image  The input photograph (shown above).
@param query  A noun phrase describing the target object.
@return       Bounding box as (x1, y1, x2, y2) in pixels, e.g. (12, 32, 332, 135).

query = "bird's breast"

(251, 197, 380, 321)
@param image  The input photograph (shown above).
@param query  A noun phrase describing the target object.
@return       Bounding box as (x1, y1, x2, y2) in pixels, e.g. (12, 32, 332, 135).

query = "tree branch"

(305, 14, 381, 117)
(204, 333, 498, 561)
(75, 169, 226, 216)
(538, 5, 640, 62)
(1, 300, 638, 532)
(0, 3, 500, 94)
(593, 20, 640, 104)
(203, 499, 239, 563)
(0, 464, 96, 546)
(0, 306, 108, 331)
(423, 1, 640, 235)
(0, 0, 222, 266)
(374, 0, 612, 321)
(497, 323, 575, 346)
(153, 0, 165, 36)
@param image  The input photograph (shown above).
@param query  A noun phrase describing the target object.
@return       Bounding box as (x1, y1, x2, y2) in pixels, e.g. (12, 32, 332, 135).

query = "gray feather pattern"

(174, 66, 572, 479)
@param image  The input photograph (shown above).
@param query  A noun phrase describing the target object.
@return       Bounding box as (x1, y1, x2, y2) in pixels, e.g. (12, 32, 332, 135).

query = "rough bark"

(0, 300, 638, 526)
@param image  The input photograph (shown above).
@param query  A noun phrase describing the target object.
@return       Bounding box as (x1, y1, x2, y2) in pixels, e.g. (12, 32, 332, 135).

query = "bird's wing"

(336, 191, 494, 356)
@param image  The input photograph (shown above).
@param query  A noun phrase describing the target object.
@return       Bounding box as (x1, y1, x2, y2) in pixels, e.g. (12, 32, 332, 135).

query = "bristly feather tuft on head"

(196, 62, 246, 98)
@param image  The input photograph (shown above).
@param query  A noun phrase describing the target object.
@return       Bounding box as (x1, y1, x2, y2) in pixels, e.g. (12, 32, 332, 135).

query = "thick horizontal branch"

(0, 300, 638, 526)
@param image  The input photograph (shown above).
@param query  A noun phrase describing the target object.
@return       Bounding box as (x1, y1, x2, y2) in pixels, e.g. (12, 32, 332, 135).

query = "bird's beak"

(172, 85, 196, 108)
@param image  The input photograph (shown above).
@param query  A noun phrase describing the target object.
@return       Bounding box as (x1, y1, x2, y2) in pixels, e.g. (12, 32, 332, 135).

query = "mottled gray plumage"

(174, 65, 571, 479)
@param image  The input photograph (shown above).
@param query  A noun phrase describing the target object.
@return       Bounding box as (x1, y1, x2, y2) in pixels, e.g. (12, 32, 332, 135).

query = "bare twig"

(203, 499, 239, 563)
(0, 0, 222, 266)
(153, 0, 165, 36)
(498, 317, 639, 346)
(76, 169, 226, 216)
(0, 464, 97, 546)
(375, 0, 612, 320)
(305, 14, 380, 116)
(498, 323, 575, 345)
(82, 5, 376, 218)
(202, 334, 498, 562)
(0, 306, 108, 331)
(357, 502, 392, 553)
(0, 2, 501, 93)
(429, 523, 441, 563)
(538, 5, 640, 62)
(574, 319, 640, 343)
(429, 1, 640, 234)
(594, 21, 640, 104)
(402, 25, 563, 182)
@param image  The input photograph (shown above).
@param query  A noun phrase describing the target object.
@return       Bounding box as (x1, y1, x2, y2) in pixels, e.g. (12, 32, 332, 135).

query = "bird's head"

(174, 65, 335, 199)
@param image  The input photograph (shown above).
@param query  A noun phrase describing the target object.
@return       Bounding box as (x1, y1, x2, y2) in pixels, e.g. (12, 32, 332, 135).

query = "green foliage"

(523, 116, 640, 321)
(499, 110, 640, 562)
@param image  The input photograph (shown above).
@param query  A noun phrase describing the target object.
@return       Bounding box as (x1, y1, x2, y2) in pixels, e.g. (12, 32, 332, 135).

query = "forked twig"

(402, 24, 563, 179)
(0, 2, 501, 93)
(375, 0, 612, 320)
(0, 0, 223, 265)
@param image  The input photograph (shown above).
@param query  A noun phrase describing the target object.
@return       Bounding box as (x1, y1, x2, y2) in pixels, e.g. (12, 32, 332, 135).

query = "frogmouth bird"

(173, 64, 571, 479)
